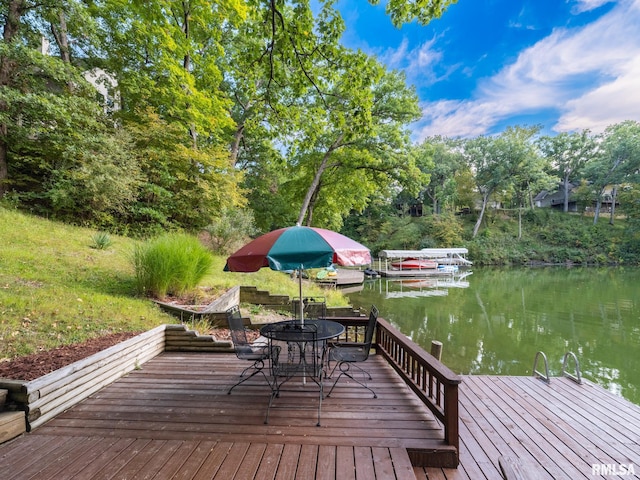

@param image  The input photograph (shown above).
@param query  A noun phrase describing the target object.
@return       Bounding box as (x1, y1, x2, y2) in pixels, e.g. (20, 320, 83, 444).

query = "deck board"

(418, 375, 640, 480)
(3, 352, 640, 479)
(0, 353, 432, 479)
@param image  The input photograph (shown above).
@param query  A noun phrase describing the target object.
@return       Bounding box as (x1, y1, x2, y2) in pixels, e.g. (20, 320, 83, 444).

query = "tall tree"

(462, 135, 508, 238)
(537, 130, 595, 213)
(585, 121, 640, 224)
(293, 59, 422, 227)
(0, 0, 139, 227)
(90, 0, 248, 231)
(93, 0, 242, 142)
(501, 125, 555, 239)
(419, 136, 463, 214)
(223, 0, 448, 230)
(0, 0, 51, 196)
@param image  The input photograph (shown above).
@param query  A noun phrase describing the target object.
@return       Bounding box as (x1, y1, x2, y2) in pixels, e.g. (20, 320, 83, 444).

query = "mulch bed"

(0, 327, 261, 382)
(0, 332, 142, 381)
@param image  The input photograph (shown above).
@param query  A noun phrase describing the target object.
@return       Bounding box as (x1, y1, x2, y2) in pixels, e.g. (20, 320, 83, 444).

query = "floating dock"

(375, 248, 472, 277)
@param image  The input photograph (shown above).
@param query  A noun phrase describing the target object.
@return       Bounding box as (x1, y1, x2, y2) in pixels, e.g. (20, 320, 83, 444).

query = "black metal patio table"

(260, 319, 345, 426)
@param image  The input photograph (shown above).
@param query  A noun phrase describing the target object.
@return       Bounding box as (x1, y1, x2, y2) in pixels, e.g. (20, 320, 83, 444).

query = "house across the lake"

(534, 182, 620, 213)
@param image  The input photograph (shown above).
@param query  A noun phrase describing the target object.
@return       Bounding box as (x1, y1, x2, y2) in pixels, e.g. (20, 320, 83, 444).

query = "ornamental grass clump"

(90, 232, 113, 250)
(133, 233, 213, 298)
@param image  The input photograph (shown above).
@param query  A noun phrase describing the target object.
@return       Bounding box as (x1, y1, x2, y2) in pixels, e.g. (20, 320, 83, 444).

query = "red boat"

(390, 258, 438, 270)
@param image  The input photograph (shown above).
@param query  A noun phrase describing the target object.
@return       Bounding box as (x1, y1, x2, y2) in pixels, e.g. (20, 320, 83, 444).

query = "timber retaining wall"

(0, 324, 233, 437)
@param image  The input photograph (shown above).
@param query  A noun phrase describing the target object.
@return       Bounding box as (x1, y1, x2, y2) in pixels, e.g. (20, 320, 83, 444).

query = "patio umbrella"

(224, 225, 371, 321)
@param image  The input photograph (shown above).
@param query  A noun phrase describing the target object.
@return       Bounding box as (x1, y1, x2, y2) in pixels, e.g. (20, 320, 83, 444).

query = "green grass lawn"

(0, 208, 346, 361)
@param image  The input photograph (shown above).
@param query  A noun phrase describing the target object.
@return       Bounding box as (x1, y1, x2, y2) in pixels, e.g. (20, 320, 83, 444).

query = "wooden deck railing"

(330, 315, 461, 465)
(374, 317, 461, 458)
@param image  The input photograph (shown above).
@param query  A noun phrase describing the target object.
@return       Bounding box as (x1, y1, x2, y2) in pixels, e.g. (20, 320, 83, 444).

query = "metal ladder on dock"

(532, 351, 582, 384)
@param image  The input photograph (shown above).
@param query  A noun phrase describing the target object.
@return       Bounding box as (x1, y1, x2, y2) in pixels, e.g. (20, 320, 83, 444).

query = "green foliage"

(2, 0, 640, 260)
(421, 213, 464, 247)
(582, 121, 640, 224)
(346, 200, 638, 265)
(380, 0, 458, 27)
(132, 233, 214, 298)
(1, 40, 139, 227)
(464, 209, 631, 265)
(202, 207, 258, 255)
(417, 137, 463, 214)
(90, 232, 113, 250)
(121, 112, 245, 235)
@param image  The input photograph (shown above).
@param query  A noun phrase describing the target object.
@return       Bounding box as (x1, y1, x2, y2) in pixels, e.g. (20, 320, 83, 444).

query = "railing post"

(444, 382, 460, 462)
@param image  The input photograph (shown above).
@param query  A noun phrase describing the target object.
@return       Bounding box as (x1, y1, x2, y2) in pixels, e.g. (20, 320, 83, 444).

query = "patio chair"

(226, 305, 277, 394)
(291, 296, 326, 320)
(325, 305, 379, 398)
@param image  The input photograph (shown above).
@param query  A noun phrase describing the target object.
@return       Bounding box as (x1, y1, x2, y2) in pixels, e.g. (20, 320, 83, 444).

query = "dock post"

(431, 340, 443, 361)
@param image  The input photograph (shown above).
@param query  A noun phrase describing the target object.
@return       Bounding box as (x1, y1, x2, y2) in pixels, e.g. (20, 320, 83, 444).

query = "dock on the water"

(424, 374, 640, 479)
(314, 268, 365, 287)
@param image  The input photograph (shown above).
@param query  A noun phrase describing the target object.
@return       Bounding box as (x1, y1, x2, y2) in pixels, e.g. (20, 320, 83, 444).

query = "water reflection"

(346, 267, 640, 405)
(375, 272, 472, 298)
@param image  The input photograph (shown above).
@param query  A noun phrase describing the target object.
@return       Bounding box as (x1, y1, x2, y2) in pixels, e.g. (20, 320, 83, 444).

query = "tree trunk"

(230, 122, 244, 166)
(51, 10, 71, 64)
(528, 188, 535, 210)
(3, 1, 24, 42)
(0, 0, 28, 196)
(472, 193, 489, 238)
(609, 186, 618, 225)
(593, 198, 602, 224)
(563, 175, 570, 213)
(296, 133, 343, 226)
(518, 207, 522, 240)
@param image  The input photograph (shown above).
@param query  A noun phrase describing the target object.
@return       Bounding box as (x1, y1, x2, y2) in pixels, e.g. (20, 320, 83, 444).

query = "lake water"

(345, 266, 640, 405)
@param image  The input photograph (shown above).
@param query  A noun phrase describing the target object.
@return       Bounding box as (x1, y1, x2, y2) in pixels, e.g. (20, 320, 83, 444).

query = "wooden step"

(0, 411, 26, 444)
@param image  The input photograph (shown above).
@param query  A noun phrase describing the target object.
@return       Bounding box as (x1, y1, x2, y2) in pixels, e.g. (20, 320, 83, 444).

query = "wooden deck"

(2, 353, 640, 479)
(1, 352, 439, 479)
(418, 375, 640, 479)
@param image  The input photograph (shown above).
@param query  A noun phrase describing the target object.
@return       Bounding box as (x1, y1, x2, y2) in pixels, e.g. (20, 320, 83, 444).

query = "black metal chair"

(325, 305, 379, 398)
(226, 305, 276, 394)
(291, 296, 326, 320)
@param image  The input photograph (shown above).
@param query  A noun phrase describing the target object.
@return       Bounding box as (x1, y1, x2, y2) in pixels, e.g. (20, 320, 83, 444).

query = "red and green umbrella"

(224, 225, 371, 319)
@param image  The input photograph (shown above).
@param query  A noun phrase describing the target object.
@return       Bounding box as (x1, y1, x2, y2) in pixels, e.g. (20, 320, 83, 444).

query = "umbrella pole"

(298, 266, 306, 385)
(298, 266, 304, 324)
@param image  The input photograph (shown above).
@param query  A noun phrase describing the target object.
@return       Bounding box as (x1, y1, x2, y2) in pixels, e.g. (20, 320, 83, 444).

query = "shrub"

(132, 233, 213, 298)
(90, 232, 113, 250)
(421, 213, 464, 247)
(201, 207, 258, 255)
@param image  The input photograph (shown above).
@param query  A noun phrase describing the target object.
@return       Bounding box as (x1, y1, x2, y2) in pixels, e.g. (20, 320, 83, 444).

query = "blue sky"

(336, 0, 640, 141)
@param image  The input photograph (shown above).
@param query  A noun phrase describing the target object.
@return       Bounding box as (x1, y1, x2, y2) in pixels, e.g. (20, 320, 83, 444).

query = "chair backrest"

(292, 296, 327, 320)
(363, 305, 379, 348)
(226, 305, 248, 347)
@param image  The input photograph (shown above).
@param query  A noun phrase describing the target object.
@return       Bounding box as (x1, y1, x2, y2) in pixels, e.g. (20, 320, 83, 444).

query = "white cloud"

(413, 100, 506, 139)
(571, 0, 614, 13)
(556, 56, 640, 132)
(379, 36, 451, 86)
(414, 0, 640, 140)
